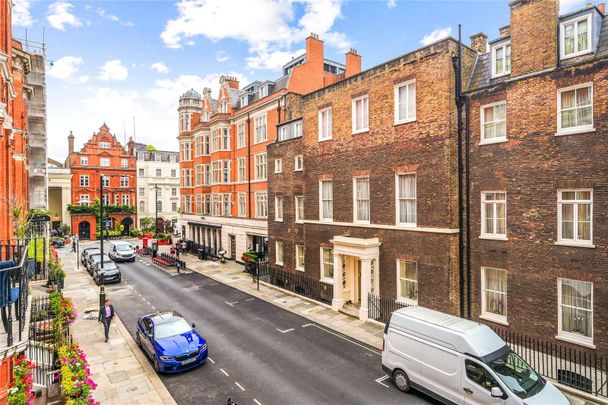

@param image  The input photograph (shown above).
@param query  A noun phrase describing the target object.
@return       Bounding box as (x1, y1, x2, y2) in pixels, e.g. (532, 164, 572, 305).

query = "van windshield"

(487, 350, 544, 399)
(116, 245, 132, 252)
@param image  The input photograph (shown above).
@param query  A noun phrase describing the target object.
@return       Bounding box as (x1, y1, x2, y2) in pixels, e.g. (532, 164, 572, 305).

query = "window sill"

(294, 168, 303, 172)
(396, 222, 417, 228)
(491, 71, 510, 79)
(319, 218, 334, 223)
(394, 118, 416, 127)
(318, 138, 332, 143)
(480, 314, 509, 326)
(352, 129, 369, 135)
(479, 235, 508, 241)
(555, 127, 595, 137)
(560, 49, 593, 60)
(554, 241, 595, 249)
(320, 278, 334, 285)
(275, 219, 283, 223)
(275, 262, 283, 266)
(354, 220, 370, 225)
(479, 138, 508, 146)
(274, 171, 282, 174)
(295, 220, 304, 224)
(555, 334, 595, 349)
(295, 267, 305, 272)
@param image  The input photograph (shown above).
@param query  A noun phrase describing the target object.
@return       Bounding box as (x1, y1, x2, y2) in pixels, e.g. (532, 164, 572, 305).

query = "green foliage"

(140, 217, 155, 233)
(129, 229, 141, 237)
(48, 258, 66, 281)
(28, 239, 47, 264)
(11, 201, 28, 238)
(7, 354, 35, 405)
(156, 233, 172, 242)
(27, 208, 51, 220)
(146, 145, 156, 151)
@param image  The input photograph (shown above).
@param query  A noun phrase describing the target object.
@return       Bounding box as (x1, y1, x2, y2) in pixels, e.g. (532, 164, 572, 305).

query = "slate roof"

(180, 89, 202, 100)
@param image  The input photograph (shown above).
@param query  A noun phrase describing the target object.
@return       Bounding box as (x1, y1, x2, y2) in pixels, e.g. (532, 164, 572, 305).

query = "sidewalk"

(57, 248, 176, 405)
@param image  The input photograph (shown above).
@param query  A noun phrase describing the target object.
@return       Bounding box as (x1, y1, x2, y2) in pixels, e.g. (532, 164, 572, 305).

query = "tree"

(140, 217, 156, 234)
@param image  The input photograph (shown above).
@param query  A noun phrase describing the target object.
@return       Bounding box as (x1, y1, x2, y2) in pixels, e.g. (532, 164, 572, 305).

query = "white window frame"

(560, 14, 593, 60)
(351, 95, 369, 134)
(395, 173, 416, 227)
(556, 82, 594, 136)
(319, 180, 333, 222)
(394, 79, 416, 125)
(139, 187, 144, 197)
(320, 247, 334, 284)
(121, 159, 128, 168)
(274, 158, 282, 174)
(254, 153, 267, 180)
(318, 107, 332, 141)
(295, 245, 305, 271)
(237, 157, 246, 182)
(353, 176, 370, 224)
(99, 142, 110, 149)
(491, 40, 511, 78)
(294, 155, 303, 171)
(79, 194, 90, 206)
(480, 101, 507, 144)
(100, 158, 110, 167)
(295, 196, 304, 223)
(120, 176, 129, 187)
(557, 189, 593, 247)
(557, 278, 594, 347)
(237, 122, 246, 149)
(275, 195, 283, 222)
(101, 176, 110, 187)
(275, 241, 284, 265)
(396, 260, 418, 305)
(255, 192, 268, 218)
(80, 156, 88, 166)
(238, 193, 246, 217)
(481, 191, 508, 240)
(254, 114, 267, 144)
(79, 175, 89, 187)
(480, 267, 508, 325)
(122, 194, 130, 206)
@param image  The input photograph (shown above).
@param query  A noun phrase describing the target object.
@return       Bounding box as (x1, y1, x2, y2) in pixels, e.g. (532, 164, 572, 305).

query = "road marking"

(245, 298, 255, 302)
(209, 282, 218, 286)
(301, 323, 382, 355)
(208, 357, 215, 364)
(276, 328, 295, 334)
(150, 306, 156, 310)
(254, 399, 262, 405)
(235, 382, 245, 391)
(220, 368, 229, 377)
(224, 301, 238, 307)
(375, 375, 390, 388)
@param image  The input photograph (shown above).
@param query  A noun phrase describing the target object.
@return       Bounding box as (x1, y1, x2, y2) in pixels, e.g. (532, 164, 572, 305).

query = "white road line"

(375, 375, 390, 388)
(220, 368, 229, 377)
(235, 382, 245, 391)
(209, 283, 218, 286)
(208, 357, 215, 364)
(245, 298, 254, 301)
(150, 306, 156, 310)
(276, 328, 295, 334)
(224, 301, 238, 307)
(301, 324, 382, 355)
(254, 399, 262, 405)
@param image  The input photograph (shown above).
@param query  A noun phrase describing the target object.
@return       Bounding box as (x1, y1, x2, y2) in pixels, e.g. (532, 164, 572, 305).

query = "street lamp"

(153, 184, 159, 235)
(99, 174, 106, 308)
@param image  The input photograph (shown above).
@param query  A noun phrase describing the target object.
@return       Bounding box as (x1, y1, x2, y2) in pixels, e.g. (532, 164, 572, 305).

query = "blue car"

(136, 311, 208, 373)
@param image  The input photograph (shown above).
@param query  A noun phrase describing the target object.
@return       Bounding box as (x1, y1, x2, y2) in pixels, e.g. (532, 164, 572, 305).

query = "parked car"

(93, 260, 121, 285)
(50, 237, 65, 248)
(86, 253, 112, 275)
(382, 306, 569, 405)
(136, 311, 207, 373)
(81, 247, 101, 266)
(107, 241, 136, 262)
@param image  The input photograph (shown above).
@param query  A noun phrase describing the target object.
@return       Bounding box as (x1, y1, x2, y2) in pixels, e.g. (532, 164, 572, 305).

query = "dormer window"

(202, 111, 209, 122)
(220, 100, 228, 114)
(561, 14, 592, 59)
(491, 41, 511, 78)
(99, 142, 110, 149)
(240, 95, 249, 108)
(259, 85, 269, 98)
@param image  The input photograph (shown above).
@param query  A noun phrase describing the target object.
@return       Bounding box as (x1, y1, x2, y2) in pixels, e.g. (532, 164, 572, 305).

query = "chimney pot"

(469, 32, 488, 54)
(499, 25, 511, 38)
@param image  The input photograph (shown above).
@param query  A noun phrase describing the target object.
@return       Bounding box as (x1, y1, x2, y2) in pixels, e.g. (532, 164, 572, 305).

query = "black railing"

(367, 293, 410, 324)
(186, 241, 218, 259)
(493, 328, 608, 398)
(260, 265, 333, 305)
(0, 244, 30, 348)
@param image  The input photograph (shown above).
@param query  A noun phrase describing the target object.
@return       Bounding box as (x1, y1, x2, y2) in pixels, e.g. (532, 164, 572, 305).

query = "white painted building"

(135, 143, 180, 230)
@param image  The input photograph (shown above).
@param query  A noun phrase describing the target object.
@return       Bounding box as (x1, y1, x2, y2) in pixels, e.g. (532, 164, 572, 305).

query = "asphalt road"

(102, 255, 438, 405)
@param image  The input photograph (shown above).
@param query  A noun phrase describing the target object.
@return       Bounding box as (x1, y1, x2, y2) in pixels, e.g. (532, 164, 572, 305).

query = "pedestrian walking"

(98, 299, 115, 342)
(71, 234, 77, 252)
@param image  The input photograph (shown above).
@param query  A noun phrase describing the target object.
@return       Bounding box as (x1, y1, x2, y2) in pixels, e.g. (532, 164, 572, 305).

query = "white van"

(107, 241, 136, 262)
(382, 306, 569, 405)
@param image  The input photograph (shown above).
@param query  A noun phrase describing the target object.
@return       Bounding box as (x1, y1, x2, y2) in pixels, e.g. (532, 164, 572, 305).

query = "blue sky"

(12, 0, 589, 161)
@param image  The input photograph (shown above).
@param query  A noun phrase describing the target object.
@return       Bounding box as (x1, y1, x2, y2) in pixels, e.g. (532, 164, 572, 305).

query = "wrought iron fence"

(0, 242, 30, 347)
(367, 293, 410, 324)
(259, 265, 333, 305)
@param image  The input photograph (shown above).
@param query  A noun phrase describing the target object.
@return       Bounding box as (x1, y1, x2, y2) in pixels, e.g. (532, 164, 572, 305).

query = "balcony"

(28, 162, 46, 177)
(28, 132, 46, 149)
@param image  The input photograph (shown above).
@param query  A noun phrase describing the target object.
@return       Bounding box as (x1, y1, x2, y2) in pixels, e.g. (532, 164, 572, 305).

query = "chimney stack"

(345, 48, 361, 78)
(221, 75, 239, 89)
(306, 33, 324, 70)
(68, 131, 74, 155)
(469, 32, 488, 54)
(499, 25, 511, 38)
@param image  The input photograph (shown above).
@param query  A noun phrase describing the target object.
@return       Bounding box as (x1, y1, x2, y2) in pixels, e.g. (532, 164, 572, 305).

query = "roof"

(180, 89, 202, 100)
(147, 311, 184, 324)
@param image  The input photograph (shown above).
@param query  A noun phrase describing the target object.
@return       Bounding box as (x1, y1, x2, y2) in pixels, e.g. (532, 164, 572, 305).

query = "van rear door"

(462, 358, 507, 405)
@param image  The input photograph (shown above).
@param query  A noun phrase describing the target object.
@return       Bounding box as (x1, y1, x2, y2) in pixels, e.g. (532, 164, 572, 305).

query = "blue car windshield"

(155, 319, 192, 339)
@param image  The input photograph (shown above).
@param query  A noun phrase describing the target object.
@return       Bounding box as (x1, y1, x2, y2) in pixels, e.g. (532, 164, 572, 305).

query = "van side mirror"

(490, 386, 504, 398)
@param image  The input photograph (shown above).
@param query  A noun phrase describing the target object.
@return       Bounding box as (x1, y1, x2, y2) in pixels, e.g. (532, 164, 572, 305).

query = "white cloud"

(387, 0, 396, 9)
(98, 8, 134, 26)
(98, 60, 128, 81)
(151, 62, 169, 74)
(161, 0, 349, 70)
(13, 0, 34, 27)
(216, 51, 230, 62)
(48, 56, 84, 80)
(246, 48, 303, 71)
(47, 2, 82, 31)
(420, 26, 452, 46)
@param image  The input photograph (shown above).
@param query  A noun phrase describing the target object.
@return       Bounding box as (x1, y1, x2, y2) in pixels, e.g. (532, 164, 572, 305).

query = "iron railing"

(260, 265, 333, 305)
(367, 293, 410, 324)
(0, 242, 30, 348)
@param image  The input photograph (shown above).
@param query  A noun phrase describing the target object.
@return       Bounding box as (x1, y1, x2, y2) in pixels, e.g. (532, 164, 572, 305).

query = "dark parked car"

(81, 247, 101, 266)
(136, 311, 207, 373)
(50, 237, 65, 248)
(86, 253, 112, 275)
(93, 261, 121, 285)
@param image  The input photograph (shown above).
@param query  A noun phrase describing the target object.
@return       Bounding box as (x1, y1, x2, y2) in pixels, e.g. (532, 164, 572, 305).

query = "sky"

(12, 0, 590, 162)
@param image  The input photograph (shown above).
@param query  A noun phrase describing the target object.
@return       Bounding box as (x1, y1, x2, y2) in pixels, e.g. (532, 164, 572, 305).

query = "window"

(139, 187, 144, 196)
(204, 164, 210, 185)
(394, 80, 416, 124)
(481, 267, 507, 323)
(492, 41, 511, 77)
(80, 156, 88, 166)
(557, 83, 593, 135)
(171, 169, 177, 178)
(101, 176, 109, 187)
(294, 155, 303, 171)
(354, 177, 370, 223)
(122, 194, 130, 205)
(238, 193, 246, 217)
(204, 134, 210, 155)
(561, 14, 592, 59)
(170, 154, 177, 163)
(352, 95, 369, 134)
(397, 260, 418, 304)
(465, 361, 500, 392)
(558, 190, 592, 245)
(559, 278, 593, 345)
(138, 168, 144, 176)
(318, 107, 332, 141)
(222, 128, 230, 150)
(396, 174, 416, 226)
(254, 115, 267, 143)
(295, 196, 304, 223)
(480, 102, 507, 143)
(321, 248, 334, 281)
(212, 161, 221, 184)
(182, 169, 193, 187)
(275, 196, 283, 222)
(296, 245, 305, 271)
(156, 168, 162, 177)
(481, 192, 507, 238)
(121, 159, 128, 168)
(137, 152, 144, 160)
(79, 194, 90, 206)
(275, 241, 284, 265)
(185, 195, 193, 213)
(114, 194, 120, 205)
(255, 192, 267, 218)
(156, 187, 163, 197)
(139, 201, 145, 212)
(254, 153, 267, 180)
(319, 180, 333, 221)
(195, 165, 203, 186)
(259, 85, 269, 98)
(237, 123, 246, 148)
(204, 195, 211, 214)
(100, 142, 110, 149)
(172, 202, 177, 212)
(237, 157, 246, 182)
(195, 136, 203, 157)
(222, 161, 230, 183)
(274, 159, 282, 173)
(172, 188, 177, 197)
(222, 194, 230, 216)
(120, 176, 129, 187)
(153, 153, 161, 163)
(181, 142, 192, 161)
(100, 158, 110, 167)
(278, 120, 302, 141)
(212, 194, 220, 216)
(102, 194, 110, 205)
(79, 175, 89, 187)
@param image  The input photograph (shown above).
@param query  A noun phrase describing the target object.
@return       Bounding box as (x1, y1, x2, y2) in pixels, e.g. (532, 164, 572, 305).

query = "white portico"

(330, 236, 381, 321)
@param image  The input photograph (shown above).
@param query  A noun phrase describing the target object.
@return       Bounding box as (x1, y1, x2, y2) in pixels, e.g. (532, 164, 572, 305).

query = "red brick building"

(66, 124, 137, 240)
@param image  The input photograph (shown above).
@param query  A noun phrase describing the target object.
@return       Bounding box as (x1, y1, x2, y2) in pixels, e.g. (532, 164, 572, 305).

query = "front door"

(78, 221, 90, 240)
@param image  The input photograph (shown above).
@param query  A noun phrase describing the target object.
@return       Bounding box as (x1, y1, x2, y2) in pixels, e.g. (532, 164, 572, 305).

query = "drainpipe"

(247, 113, 251, 218)
(465, 95, 471, 320)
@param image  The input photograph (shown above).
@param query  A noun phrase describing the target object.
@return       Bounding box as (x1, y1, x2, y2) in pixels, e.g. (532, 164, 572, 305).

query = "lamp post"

(99, 174, 106, 308)
(154, 184, 159, 235)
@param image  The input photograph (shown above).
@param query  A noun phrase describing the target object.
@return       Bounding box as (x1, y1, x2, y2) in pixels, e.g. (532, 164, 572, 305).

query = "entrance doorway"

(121, 217, 133, 236)
(78, 221, 91, 240)
(343, 256, 362, 305)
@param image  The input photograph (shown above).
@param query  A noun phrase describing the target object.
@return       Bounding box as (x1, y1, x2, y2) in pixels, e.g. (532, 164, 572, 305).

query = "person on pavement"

(98, 299, 115, 342)
(71, 234, 78, 252)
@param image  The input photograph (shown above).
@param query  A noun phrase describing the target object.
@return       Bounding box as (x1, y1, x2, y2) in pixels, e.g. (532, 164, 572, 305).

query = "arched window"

(139, 201, 145, 212)
(156, 200, 163, 212)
